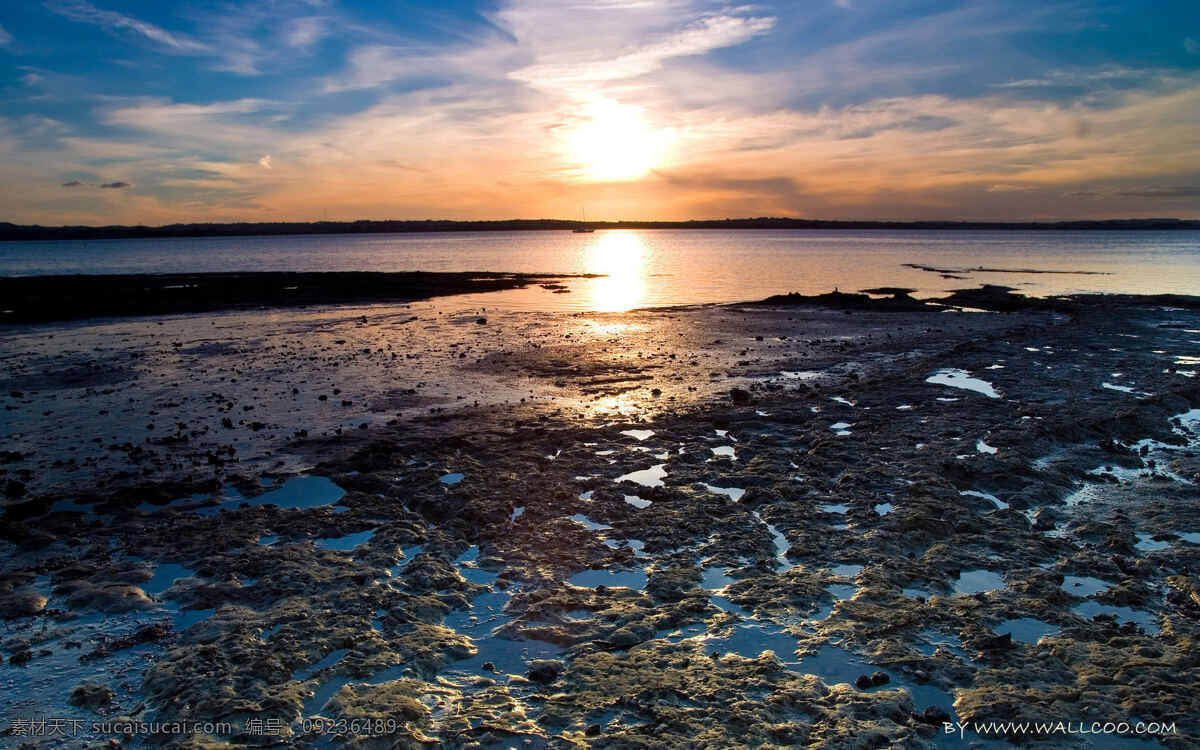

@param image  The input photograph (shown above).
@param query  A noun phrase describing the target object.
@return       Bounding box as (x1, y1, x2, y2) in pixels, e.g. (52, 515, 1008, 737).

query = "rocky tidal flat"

(1, 289, 1199, 749)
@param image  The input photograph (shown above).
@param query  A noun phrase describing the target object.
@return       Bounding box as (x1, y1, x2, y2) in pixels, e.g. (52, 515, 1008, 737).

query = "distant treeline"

(1, 216, 1197, 241)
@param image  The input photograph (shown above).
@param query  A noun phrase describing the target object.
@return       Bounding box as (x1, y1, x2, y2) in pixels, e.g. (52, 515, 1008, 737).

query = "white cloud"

(285, 17, 328, 48)
(500, 2, 776, 96)
(987, 184, 1036, 192)
(258, 154, 272, 168)
(0, 22, 13, 46)
(104, 98, 276, 134)
(47, 0, 207, 52)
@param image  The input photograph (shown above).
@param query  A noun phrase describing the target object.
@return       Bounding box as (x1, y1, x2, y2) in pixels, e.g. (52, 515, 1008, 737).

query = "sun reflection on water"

(585, 231, 647, 312)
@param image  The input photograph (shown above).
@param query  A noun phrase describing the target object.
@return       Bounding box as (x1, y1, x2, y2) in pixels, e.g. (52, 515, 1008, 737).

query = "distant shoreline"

(1, 216, 1198, 242)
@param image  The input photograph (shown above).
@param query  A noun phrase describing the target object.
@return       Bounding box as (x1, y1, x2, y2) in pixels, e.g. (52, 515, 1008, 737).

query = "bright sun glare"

(567, 99, 668, 181)
(585, 231, 647, 312)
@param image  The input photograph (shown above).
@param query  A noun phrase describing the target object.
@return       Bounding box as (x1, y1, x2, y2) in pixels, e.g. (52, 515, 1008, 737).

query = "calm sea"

(2, 229, 1196, 312)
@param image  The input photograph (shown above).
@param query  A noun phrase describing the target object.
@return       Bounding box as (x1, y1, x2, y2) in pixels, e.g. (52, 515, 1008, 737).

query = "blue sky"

(1, 0, 1198, 223)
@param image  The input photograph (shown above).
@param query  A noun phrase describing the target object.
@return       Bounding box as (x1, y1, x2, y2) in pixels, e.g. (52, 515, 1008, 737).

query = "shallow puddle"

(796, 644, 962, 731)
(439, 472, 465, 485)
(926, 368, 1001, 398)
(1073, 601, 1160, 634)
(51, 496, 101, 517)
(603, 537, 646, 557)
(294, 648, 350, 682)
(454, 545, 499, 586)
(959, 489, 1008, 510)
(620, 429, 655, 441)
(624, 494, 651, 509)
(995, 617, 1058, 644)
(699, 620, 800, 664)
(752, 512, 793, 572)
(710, 445, 736, 459)
(445, 589, 510, 637)
(143, 562, 194, 596)
(261, 622, 285, 640)
(704, 483, 745, 501)
(874, 502, 893, 515)
(202, 475, 346, 515)
(665, 622, 708, 643)
(916, 629, 969, 658)
(387, 544, 423, 579)
(570, 514, 611, 532)
(700, 566, 736, 591)
(617, 463, 667, 488)
(315, 529, 375, 552)
(826, 583, 857, 601)
(1134, 533, 1169, 552)
(953, 569, 1005, 595)
(568, 568, 648, 590)
(174, 606, 216, 631)
(0, 609, 164, 726)
(1061, 575, 1110, 596)
(1101, 382, 1141, 394)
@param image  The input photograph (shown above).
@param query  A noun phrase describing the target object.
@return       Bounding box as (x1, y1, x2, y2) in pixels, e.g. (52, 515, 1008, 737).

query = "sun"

(566, 99, 668, 181)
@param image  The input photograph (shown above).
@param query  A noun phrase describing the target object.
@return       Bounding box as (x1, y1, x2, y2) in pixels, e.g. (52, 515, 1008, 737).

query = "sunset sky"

(1, 0, 1199, 225)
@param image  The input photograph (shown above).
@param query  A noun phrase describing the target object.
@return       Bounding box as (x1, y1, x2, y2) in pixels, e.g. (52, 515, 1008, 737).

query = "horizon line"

(2, 215, 1198, 243)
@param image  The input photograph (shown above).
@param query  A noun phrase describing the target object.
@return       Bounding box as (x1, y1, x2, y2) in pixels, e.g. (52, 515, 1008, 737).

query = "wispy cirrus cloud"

(0, 22, 13, 46)
(503, 3, 776, 95)
(46, 0, 341, 75)
(1066, 185, 1200, 199)
(46, 0, 207, 51)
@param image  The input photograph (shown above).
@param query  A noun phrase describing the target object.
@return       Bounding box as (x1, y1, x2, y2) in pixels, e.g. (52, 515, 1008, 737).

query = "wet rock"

(729, 388, 752, 405)
(969, 632, 1014, 654)
(608, 627, 644, 647)
(63, 583, 154, 613)
(0, 591, 47, 618)
(481, 661, 496, 672)
(914, 706, 952, 725)
(1031, 507, 1058, 531)
(82, 623, 171, 661)
(871, 670, 890, 686)
(527, 659, 565, 684)
(9, 648, 33, 665)
(69, 683, 115, 709)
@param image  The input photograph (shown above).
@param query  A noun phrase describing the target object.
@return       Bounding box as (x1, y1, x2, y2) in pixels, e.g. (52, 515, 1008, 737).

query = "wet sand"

(1, 288, 1198, 748)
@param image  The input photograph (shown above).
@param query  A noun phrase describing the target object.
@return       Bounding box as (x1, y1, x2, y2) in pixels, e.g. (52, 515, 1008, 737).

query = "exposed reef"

(1, 290, 1198, 748)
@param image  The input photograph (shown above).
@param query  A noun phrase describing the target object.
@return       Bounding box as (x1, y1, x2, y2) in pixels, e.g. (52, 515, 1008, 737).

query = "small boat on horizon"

(572, 207, 595, 233)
